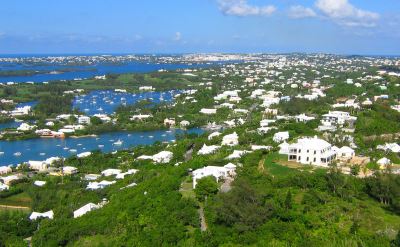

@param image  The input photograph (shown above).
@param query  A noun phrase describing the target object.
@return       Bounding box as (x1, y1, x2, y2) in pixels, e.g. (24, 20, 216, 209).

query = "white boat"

(69, 149, 77, 153)
(0, 152, 4, 155)
(113, 139, 123, 145)
(13, 152, 22, 156)
(39, 153, 46, 156)
(98, 145, 104, 148)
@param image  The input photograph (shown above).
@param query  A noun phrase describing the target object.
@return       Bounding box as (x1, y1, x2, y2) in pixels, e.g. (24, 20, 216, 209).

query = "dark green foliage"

(212, 180, 273, 232)
(194, 176, 219, 202)
(34, 94, 73, 117)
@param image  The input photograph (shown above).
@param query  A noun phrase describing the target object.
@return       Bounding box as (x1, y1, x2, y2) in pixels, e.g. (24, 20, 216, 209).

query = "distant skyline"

(1, 0, 399, 55)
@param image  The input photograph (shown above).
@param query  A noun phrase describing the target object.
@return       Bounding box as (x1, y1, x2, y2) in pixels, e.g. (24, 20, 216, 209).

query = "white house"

(296, 114, 315, 123)
(377, 157, 391, 168)
(226, 150, 251, 159)
(208, 132, 221, 140)
(180, 120, 190, 128)
(138, 151, 174, 164)
(200, 108, 217, 115)
(1, 174, 23, 185)
(321, 111, 357, 127)
(101, 169, 122, 177)
(198, 144, 221, 155)
(130, 114, 152, 121)
(0, 182, 9, 191)
(251, 145, 272, 151)
(0, 166, 12, 175)
(286, 136, 337, 167)
(115, 169, 139, 179)
(278, 142, 290, 155)
(28, 161, 49, 172)
(29, 210, 54, 221)
(34, 181, 46, 187)
(273, 131, 289, 143)
(17, 123, 36, 131)
(164, 118, 176, 127)
(62, 166, 78, 175)
(222, 132, 239, 146)
(78, 116, 91, 125)
(77, 152, 92, 158)
(139, 86, 154, 91)
(192, 164, 236, 188)
(87, 180, 116, 190)
(152, 151, 174, 164)
(73, 200, 108, 218)
(337, 146, 355, 159)
(377, 143, 400, 153)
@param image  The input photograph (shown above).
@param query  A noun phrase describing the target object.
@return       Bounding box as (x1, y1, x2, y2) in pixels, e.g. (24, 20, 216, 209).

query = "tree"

(3, 87, 17, 97)
(213, 180, 273, 232)
(350, 165, 360, 176)
(194, 176, 219, 202)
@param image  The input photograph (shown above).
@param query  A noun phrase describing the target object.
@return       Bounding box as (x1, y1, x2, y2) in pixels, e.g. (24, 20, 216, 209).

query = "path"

(199, 205, 207, 232)
(0, 204, 30, 210)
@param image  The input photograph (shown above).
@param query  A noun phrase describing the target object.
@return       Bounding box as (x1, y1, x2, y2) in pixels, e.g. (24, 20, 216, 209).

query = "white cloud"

(218, 0, 276, 17)
(288, 5, 317, 19)
(315, 0, 379, 27)
(174, 32, 182, 41)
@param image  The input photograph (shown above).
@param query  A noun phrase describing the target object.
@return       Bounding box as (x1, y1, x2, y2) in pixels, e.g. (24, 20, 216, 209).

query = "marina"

(0, 128, 203, 166)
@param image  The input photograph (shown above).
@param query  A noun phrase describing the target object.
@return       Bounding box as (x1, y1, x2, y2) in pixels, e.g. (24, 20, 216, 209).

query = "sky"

(0, 0, 399, 55)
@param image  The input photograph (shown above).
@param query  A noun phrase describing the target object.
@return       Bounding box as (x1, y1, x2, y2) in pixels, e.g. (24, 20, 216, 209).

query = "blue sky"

(0, 0, 399, 54)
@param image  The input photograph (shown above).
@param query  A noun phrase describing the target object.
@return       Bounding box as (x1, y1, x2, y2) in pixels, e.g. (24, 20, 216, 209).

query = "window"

(307, 150, 309, 153)
(314, 151, 316, 155)
(298, 156, 301, 161)
(313, 158, 316, 162)
(306, 157, 309, 162)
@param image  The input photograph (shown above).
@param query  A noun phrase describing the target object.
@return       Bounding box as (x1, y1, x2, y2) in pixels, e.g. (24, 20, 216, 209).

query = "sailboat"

(113, 139, 123, 145)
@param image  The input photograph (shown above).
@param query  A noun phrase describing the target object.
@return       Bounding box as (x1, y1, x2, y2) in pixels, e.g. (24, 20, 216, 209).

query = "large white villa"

(286, 136, 337, 167)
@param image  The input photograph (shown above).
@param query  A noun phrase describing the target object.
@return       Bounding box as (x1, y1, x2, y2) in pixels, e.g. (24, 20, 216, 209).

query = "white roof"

(34, 181, 46, 187)
(292, 137, 331, 151)
(29, 210, 54, 220)
(73, 203, 99, 218)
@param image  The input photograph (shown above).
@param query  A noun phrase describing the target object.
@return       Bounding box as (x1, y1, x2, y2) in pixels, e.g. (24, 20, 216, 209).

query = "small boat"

(98, 145, 104, 148)
(0, 152, 4, 155)
(69, 149, 77, 153)
(13, 152, 22, 156)
(39, 153, 46, 156)
(63, 147, 69, 150)
(113, 139, 123, 145)
(149, 136, 154, 139)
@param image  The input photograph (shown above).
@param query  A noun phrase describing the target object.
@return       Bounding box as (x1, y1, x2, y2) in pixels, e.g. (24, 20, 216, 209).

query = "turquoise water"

(0, 128, 203, 166)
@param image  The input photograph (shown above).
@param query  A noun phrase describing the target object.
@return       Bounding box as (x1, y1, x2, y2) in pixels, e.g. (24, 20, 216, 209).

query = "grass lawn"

(263, 153, 301, 177)
(0, 192, 32, 208)
(180, 177, 195, 199)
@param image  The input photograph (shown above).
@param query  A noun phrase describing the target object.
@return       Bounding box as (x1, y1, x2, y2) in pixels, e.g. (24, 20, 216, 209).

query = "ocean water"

(73, 90, 178, 115)
(0, 56, 226, 83)
(0, 128, 204, 166)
